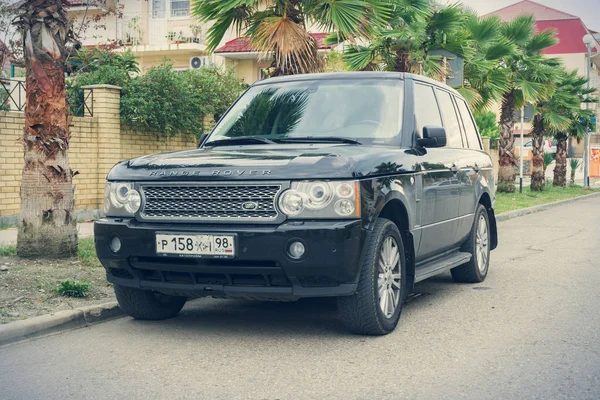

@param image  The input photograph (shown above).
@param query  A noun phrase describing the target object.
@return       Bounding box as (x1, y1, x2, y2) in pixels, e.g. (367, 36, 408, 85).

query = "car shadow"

(122, 271, 463, 338)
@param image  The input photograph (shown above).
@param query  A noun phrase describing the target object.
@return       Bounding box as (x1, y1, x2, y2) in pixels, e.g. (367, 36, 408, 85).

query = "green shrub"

(474, 111, 500, 140)
(121, 63, 246, 136)
(68, 47, 247, 137)
(53, 279, 91, 298)
(68, 48, 139, 116)
(0, 244, 17, 256)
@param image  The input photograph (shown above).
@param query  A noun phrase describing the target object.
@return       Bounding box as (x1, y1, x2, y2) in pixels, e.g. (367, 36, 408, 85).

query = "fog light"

(288, 241, 306, 259)
(110, 236, 122, 253)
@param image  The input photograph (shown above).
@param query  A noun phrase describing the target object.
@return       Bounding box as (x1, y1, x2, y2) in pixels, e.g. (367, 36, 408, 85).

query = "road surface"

(1, 197, 600, 399)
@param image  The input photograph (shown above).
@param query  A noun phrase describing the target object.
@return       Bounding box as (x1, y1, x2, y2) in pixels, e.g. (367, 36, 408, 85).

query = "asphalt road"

(1, 198, 600, 400)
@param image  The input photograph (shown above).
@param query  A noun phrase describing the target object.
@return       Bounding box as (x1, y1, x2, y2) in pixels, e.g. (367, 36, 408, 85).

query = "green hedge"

(68, 48, 247, 137)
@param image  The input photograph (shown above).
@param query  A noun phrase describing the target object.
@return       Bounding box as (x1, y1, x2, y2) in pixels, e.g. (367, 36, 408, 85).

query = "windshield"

(206, 79, 404, 145)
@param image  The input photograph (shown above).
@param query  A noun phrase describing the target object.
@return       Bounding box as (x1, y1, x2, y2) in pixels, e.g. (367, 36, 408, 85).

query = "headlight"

(278, 181, 360, 219)
(103, 182, 141, 217)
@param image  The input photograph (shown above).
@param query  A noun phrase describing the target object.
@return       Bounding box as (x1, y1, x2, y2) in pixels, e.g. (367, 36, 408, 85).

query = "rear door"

(414, 83, 461, 261)
(454, 97, 484, 241)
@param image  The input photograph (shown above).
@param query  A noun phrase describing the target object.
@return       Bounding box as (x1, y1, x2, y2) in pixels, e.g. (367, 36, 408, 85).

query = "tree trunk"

(498, 91, 517, 193)
(16, 1, 77, 258)
(553, 135, 568, 187)
(530, 112, 545, 191)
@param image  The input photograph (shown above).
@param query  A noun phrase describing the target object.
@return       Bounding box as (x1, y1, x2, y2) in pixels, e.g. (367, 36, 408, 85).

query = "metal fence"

(0, 79, 25, 112)
(0, 78, 94, 116)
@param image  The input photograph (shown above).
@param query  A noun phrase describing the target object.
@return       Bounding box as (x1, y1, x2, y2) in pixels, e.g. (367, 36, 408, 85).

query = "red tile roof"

(536, 19, 593, 55)
(215, 32, 332, 53)
(485, 0, 577, 21)
(487, 0, 599, 55)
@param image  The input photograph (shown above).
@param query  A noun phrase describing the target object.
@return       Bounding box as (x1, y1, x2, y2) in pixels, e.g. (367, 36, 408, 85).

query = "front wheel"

(114, 285, 187, 320)
(338, 218, 406, 335)
(451, 204, 490, 283)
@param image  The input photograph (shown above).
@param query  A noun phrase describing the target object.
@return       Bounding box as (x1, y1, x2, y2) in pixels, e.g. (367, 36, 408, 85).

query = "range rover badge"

(241, 201, 259, 210)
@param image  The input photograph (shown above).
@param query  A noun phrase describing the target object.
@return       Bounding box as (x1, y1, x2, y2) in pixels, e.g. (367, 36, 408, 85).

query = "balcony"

(117, 13, 206, 55)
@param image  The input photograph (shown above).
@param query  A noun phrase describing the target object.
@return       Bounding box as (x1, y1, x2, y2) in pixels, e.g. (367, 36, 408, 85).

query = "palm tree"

(14, 0, 77, 258)
(526, 58, 564, 191)
(192, 0, 391, 76)
(495, 15, 557, 193)
(458, 14, 512, 110)
(548, 71, 598, 187)
(341, 0, 466, 79)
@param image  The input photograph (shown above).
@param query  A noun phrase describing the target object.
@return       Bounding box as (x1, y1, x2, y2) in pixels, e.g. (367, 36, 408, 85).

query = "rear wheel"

(338, 218, 406, 335)
(114, 284, 187, 320)
(451, 204, 490, 283)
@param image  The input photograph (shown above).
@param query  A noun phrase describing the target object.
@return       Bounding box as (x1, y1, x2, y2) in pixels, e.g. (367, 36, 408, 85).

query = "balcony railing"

(117, 13, 204, 47)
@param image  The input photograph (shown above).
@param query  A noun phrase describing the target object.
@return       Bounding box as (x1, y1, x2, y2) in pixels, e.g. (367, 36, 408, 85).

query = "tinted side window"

(456, 99, 482, 150)
(414, 84, 442, 133)
(435, 89, 463, 148)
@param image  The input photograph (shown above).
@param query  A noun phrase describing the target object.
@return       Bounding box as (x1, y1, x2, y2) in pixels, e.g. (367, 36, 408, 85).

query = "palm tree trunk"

(498, 91, 517, 193)
(530, 112, 545, 191)
(553, 135, 568, 187)
(16, 0, 77, 258)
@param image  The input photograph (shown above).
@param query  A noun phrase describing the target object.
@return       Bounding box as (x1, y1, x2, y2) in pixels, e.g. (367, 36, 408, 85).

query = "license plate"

(156, 233, 235, 257)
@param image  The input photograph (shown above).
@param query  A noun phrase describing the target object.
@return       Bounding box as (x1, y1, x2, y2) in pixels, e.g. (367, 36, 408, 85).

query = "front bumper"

(94, 218, 366, 299)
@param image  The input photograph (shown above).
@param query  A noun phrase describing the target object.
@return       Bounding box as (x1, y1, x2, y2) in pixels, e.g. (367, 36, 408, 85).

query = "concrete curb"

(496, 191, 600, 222)
(0, 302, 122, 348)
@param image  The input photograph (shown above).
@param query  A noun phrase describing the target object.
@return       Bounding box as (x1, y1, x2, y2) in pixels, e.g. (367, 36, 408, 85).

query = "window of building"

(152, 0, 165, 18)
(435, 89, 463, 148)
(414, 84, 442, 134)
(171, 0, 190, 17)
(455, 98, 482, 149)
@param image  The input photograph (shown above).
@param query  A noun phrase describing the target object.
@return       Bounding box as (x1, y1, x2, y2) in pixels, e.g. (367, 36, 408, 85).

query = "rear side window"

(435, 89, 463, 148)
(414, 84, 442, 133)
(455, 99, 482, 150)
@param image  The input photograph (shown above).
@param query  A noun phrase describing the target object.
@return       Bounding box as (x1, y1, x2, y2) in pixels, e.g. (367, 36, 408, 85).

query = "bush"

(68, 48, 139, 116)
(0, 244, 17, 256)
(121, 63, 246, 136)
(474, 111, 500, 140)
(68, 47, 247, 137)
(53, 279, 91, 298)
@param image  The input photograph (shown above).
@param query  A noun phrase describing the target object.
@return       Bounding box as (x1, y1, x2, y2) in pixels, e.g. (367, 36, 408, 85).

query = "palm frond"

(343, 44, 380, 70)
(192, 0, 257, 52)
(250, 16, 320, 74)
(456, 86, 484, 109)
(466, 14, 501, 47)
(500, 14, 535, 46)
(525, 29, 558, 55)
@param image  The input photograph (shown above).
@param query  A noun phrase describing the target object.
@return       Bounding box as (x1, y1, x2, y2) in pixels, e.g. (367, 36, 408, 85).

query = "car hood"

(107, 144, 417, 181)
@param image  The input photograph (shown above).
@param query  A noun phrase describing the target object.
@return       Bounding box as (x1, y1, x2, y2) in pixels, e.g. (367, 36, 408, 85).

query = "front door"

(417, 151, 461, 260)
(412, 83, 461, 261)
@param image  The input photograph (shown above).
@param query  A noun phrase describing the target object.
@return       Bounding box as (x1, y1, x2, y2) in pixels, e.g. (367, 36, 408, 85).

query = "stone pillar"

(81, 84, 122, 209)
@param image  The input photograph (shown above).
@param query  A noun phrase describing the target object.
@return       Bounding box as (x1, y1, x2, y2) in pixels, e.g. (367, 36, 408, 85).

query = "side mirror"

(198, 132, 209, 148)
(418, 126, 447, 148)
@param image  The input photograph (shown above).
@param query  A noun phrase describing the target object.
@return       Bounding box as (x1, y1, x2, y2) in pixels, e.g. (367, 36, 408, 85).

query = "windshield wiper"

(276, 137, 362, 145)
(204, 137, 277, 147)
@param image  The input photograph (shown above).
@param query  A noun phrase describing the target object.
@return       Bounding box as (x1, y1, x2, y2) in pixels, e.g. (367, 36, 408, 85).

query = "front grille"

(140, 184, 282, 221)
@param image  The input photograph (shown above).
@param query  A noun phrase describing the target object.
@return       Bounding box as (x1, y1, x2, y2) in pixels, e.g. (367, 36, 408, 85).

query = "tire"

(451, 204, 490, 283)
(338, 218, 406, 335)
(114, 284, 187, 320)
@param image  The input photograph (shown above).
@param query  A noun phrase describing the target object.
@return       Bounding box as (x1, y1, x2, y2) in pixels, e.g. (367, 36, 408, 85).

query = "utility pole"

(583, 34, 594, 187)
(520, 105, 524, 193)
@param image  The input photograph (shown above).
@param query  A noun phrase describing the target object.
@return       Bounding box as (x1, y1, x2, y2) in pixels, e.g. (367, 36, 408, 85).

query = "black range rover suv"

(95, 72, 498, 335)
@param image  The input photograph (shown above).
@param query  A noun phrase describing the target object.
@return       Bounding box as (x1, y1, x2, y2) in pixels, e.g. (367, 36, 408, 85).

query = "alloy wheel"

(377, 236, 401, 318)
(475, 215, 489, 272)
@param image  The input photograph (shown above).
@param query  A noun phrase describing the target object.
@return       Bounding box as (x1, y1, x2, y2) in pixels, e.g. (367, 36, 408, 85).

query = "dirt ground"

(0, 256, 115, 324)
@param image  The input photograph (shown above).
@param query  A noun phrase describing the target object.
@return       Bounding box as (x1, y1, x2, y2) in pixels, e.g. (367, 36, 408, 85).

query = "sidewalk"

(0, 223, 95, 245)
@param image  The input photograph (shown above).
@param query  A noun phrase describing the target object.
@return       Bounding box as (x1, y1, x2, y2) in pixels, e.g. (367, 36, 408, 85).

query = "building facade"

(69, 0, 332, 84)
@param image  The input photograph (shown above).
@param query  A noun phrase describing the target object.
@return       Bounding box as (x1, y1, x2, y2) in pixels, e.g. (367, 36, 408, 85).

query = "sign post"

(520, 106, 524, 193)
